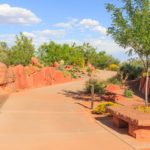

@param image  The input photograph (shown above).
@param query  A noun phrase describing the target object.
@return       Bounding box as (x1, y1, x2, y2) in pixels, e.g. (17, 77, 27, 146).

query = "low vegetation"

(120, 62, 143, 80)
(92, 101, 116, 114)
(85, 79, 107, 94)
(106, 75, 122, 85)
(124, 89, 134, 98)
(108, 64, 119, 71)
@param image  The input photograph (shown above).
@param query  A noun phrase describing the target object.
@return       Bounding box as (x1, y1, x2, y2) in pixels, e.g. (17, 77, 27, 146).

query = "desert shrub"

(135, 106, 150, 114)
(109, 64, 119, 71)
(85, 79, 107, 94)
(107, 75, 122, 85)
(120, 63, 143, 80)
(63, 70, 71, 77)
(93, 51, 120, 69)
(124, 89, 134, 98)
(67, 66, 81, 78)
(92, 101, 116, 114)
(57, 65, 64, 71)
(86, 67, 92, 76)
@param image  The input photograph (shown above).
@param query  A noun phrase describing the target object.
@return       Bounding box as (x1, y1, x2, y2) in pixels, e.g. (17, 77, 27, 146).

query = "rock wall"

(0, 63, 73, 94)
(139, 77, 150, 95)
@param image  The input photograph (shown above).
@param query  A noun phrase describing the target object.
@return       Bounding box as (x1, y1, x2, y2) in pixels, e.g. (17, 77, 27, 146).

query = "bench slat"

(107, 106, 150, 126)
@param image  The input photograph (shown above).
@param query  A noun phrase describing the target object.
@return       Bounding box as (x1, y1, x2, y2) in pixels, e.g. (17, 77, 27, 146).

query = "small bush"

(63, 70, 71, 77)
(67, 66, 82, 79)
(124, 89, 134, 98)
(107, 75, 122, 85)
(135, 106, 150, 114)
(120, 63, 143, 80)
(109, 64, 119, 71)
(85, 79, 107, 94)
(87, 67, 92, 76)
(92, 102, 116, 114)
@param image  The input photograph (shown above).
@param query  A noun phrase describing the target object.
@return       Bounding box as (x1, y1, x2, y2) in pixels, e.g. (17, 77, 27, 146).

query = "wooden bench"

(107, 106, 150, 139)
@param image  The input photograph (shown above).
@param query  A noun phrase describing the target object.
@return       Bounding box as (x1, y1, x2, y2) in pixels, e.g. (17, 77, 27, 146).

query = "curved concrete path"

(0, 80, 134, 150)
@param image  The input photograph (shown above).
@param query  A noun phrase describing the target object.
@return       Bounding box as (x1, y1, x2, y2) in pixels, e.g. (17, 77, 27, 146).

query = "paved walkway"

(0, 80, 135, 150)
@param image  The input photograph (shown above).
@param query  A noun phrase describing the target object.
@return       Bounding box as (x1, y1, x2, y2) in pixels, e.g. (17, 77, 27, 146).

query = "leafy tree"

(9, 32, 35, 66)
(38, 41, 85, 67)
(37, 41, 119, 69)
(0, 41, 9, 65)
(106, 0, 150, 104)
(38, 41, 62, 66)
(93, 51, 119, 69)
(82, 43, 97, 66)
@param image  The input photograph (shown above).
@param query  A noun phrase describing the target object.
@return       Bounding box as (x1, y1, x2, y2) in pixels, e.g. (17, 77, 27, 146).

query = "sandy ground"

(92, 69, 117, 81)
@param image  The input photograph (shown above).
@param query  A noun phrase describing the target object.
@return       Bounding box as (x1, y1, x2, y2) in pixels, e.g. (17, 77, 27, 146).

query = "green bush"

(120, 63, 143, 80)
(86, 67, 92, 76)
(124, 89, 134, 98)
(109, 64, 119, 71)
(107, 75, 122, 85)
(92, 102, 116, 114)
(63, 70, 71, 77)
(85, 79, 107, 94)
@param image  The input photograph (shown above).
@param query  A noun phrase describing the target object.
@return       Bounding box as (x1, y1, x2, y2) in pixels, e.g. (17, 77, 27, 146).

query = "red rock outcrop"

(0, 60, 80, 94)
(31, 57, 43, 68)
(13, 65, 28, 90)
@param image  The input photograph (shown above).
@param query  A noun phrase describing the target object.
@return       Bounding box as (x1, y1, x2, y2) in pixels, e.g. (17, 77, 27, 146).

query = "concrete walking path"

(0, 80, 135, 150)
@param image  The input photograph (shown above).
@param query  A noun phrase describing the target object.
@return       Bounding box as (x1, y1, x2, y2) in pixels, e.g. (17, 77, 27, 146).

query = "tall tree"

(10, 32, 35, 66)
(106, 0, 150, 104)
(0, 41, 9, 65)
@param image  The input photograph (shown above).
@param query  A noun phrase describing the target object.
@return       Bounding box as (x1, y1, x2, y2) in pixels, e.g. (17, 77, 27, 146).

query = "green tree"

(38, 41, 64, 66)
(37, 41, 85, 67)
(82, 43, 97, 66)
(0, 41, 9, 65)
(9, 32, 35, 66)
(93, 51, 119, 69)
(106, 0, 150, 104)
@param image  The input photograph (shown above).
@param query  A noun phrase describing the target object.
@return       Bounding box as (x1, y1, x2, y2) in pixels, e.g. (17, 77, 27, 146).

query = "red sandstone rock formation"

(13, 65, 28, 90)
(31, 57, 43, 68)
(53, 62, 59, 68)
(0, 60, 78, 93)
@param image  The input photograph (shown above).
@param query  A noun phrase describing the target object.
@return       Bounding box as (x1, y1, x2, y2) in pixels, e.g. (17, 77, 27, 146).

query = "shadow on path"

(0, 94, 9, 110)
(95, 116, 128, 136)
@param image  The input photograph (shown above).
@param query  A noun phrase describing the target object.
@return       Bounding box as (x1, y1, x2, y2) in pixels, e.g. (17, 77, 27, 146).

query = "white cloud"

(23, 29, 66, 47)
(53, 18, 107, 35)
(0, 4, 41, 25)
(93, 26, 107, 35)
(53, 18, 78, 29)
(80, 18, 107, 35)
(80, 19, 99, 28)
(86, 38, 126, 54)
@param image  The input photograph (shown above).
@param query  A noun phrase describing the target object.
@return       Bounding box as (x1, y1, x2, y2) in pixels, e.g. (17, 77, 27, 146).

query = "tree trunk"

(145, 68, 149, 105)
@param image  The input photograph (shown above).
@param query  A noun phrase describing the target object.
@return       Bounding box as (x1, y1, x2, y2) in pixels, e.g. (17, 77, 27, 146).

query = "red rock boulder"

(13, 65, 28, 90)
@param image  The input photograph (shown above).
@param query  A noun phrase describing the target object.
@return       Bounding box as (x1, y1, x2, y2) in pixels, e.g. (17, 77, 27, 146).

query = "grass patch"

(124, 89, 134, 98)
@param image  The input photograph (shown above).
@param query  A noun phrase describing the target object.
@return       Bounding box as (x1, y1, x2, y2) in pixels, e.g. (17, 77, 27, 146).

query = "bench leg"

(112, 116, 128, 128)
(128, 124, 150, 139)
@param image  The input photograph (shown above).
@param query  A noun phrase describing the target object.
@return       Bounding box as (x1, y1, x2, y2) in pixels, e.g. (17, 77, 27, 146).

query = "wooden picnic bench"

(107, 106, 150, 139)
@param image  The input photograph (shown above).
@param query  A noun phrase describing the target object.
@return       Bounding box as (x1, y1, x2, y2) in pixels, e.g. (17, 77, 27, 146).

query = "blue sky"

(0, 0, 128, 60)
